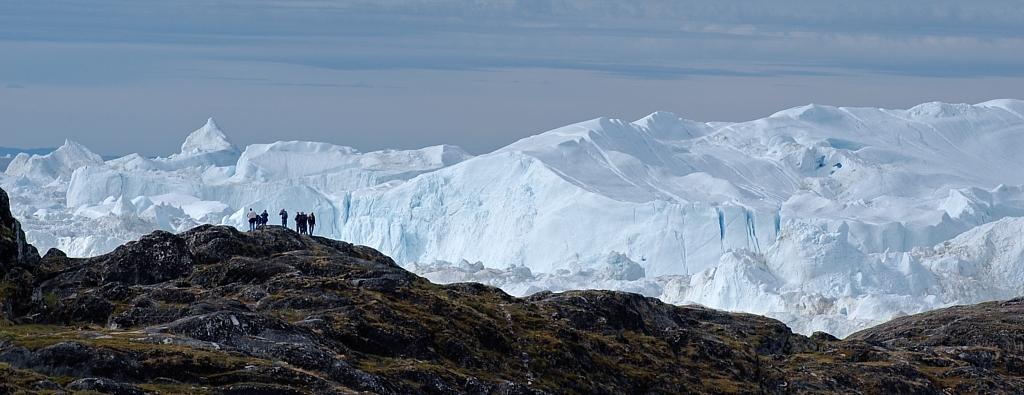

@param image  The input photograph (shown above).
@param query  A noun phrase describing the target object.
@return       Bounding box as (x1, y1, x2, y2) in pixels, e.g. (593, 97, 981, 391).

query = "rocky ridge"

(1, 185, 1024, 394)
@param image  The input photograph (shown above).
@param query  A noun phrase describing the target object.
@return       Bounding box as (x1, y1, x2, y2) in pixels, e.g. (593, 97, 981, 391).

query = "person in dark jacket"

(296, 212, 307, 234)
(260, 210, 269, 229)
(308, 212, 316, 235)
(280, 209, 288, 228)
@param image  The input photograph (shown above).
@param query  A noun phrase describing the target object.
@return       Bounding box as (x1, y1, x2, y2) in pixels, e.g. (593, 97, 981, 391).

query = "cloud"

(262, 81, 379, 88)
(0, 0, 1022, 155)
(2, 1, 1022, 80)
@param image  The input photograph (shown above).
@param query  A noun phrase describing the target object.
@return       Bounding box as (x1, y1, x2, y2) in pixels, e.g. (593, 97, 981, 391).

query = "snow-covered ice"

(5, 100, 1024, 337)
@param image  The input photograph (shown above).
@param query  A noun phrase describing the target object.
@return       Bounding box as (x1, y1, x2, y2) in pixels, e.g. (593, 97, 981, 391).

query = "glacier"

(4, 99, 1024, 337)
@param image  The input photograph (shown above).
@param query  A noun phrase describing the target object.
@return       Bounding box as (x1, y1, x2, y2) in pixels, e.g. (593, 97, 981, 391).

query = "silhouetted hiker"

(308, 212, 316, 235)
(247, 208, 257, 231)
(296, 212, 306, 234)
(280, 209, 288, 227)
(260, 210, 269, 229)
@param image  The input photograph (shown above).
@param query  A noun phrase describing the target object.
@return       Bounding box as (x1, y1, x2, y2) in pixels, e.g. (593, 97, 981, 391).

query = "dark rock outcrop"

(66, 377, 146, 395)
(91, 230, 195, 285)
(0, 187, 39, 271)
(1, 187, 40, 321)
(2, 186, 1024, 393)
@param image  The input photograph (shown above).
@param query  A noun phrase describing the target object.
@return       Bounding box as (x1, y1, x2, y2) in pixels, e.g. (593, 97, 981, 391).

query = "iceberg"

(5, 99, 1024, 336)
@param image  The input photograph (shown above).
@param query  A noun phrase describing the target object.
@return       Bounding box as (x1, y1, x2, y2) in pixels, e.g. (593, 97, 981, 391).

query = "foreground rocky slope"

(1, 187, 1024, 394)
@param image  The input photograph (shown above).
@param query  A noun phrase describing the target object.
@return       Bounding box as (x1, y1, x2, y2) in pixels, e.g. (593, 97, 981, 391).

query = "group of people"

(246, 208, 315, 235)
(246, 209, 270, 231)
(277, 209, 316, 235)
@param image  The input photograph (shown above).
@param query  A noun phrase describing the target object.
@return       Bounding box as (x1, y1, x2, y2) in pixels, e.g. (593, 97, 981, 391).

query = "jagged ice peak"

(180, 117, 237, 155)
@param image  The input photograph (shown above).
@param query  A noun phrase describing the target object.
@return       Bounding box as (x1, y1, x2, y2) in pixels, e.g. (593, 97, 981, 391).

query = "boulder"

(66, 377, 146, 395)
(90, 230, 194, 285)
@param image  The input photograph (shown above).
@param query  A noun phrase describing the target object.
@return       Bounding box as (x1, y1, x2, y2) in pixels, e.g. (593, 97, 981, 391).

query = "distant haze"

(2, 1, 1023, 156)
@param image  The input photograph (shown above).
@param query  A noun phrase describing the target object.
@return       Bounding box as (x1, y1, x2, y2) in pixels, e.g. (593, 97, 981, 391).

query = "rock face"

(0, 187, 39, 271)
(1, 188, 1024, 393)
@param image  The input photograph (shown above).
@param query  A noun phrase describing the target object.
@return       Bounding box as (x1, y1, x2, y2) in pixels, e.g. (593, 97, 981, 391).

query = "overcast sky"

(1, 0, 1023, 156)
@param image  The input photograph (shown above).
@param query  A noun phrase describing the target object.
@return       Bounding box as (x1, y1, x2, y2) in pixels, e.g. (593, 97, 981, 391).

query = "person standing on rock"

(247, 208, 258, 232)
(308, 212, 316, 235)
(260, 210, 269, 229)
(280, 209, 288, 228)
(296, 212, 306, 234)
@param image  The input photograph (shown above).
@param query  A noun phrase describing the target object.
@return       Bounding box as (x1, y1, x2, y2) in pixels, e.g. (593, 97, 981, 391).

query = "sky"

(1, 0, 1023, 156)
